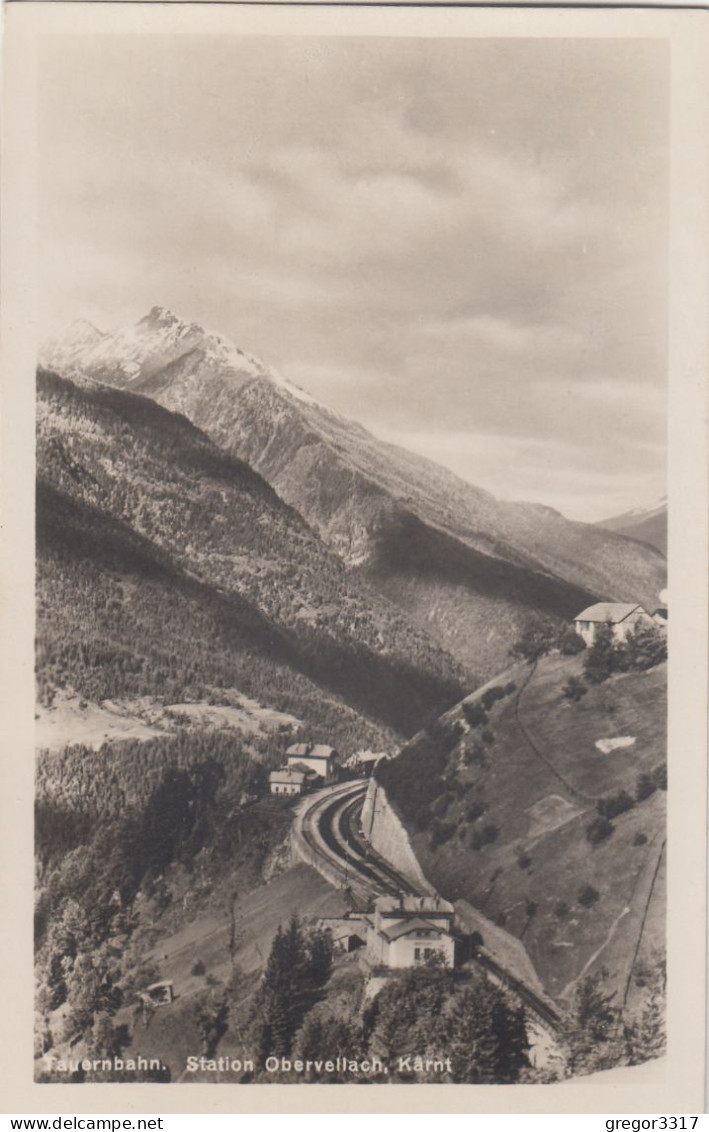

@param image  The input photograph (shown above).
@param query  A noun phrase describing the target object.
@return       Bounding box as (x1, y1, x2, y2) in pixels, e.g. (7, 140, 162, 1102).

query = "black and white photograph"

(3, 2, 707, 1113)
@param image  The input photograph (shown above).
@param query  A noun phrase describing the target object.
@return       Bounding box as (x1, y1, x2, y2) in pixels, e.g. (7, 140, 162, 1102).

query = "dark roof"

(286, 742, 311, 756)
(269, 768, 306, 784)
(287, 750, 333, 764)
(379, 918, 446, 942)
(309, 744, 336, 759)
(288, 761, 319, 777)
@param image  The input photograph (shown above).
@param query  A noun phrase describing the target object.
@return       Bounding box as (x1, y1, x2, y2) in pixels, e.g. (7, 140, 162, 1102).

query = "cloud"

(37, 34, 668, 520)
(370, 427, 666, 522)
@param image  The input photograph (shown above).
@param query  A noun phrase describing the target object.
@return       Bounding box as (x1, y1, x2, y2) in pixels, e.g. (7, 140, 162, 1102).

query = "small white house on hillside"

(366, 895, 456, 969)
(573, 602, 655, 646)
(269, 768, 308, 796)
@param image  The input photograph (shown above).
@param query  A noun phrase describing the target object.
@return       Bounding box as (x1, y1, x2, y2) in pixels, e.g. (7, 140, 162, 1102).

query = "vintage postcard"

(1, 1, 707, 1116)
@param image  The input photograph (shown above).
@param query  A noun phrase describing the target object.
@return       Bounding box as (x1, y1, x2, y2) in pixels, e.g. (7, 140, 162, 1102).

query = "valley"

(34, 307, 667, 1087)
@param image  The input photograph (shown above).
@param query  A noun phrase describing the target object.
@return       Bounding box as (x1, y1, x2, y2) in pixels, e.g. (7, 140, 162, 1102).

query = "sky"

(38, 35, 668, 521)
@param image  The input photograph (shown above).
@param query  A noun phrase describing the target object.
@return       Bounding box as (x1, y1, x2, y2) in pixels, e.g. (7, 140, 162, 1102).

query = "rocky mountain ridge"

(36, 367, 470, 740)
(42, 308, 667, 674)
(597, 498, 667, 557)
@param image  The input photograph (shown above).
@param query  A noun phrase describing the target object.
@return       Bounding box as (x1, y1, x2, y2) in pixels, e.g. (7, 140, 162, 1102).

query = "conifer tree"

(446, 983, 502, 1083)
(564, 970, 625, 1077)
(583, 621, 618, 684)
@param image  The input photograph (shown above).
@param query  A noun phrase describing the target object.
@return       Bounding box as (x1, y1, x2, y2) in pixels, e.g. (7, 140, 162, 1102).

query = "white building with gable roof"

(269, 767, 308, 796)
(366, 894, 456, 969)
(573, 602, 655, 647)
(286, 742, 337, 783)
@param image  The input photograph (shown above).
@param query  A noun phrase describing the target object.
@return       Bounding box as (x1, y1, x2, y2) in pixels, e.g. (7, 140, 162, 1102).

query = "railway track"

(296, 779, 563, 1034)
(299, 781, 414, 901)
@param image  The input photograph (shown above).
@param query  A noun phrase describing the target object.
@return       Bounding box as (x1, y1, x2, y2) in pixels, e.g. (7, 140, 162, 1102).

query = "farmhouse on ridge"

(573, 602, 656, 647)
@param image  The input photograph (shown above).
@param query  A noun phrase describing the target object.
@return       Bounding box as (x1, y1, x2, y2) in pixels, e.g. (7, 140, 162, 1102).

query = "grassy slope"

(106, 865, 348, 1081)
(360, 512, 597, 677)
(598, 509, 667, 558)
(380, 654, 666, 998)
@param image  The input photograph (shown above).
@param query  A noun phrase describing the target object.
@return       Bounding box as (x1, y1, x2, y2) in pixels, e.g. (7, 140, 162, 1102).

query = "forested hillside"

(43, 308, 667, 677)
(37, 368, 471, 739)
(34, 365, 475, 1073)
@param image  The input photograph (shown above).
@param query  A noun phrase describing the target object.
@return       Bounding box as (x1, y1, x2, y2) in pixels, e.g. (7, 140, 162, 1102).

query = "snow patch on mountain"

(599, 496, 667, 525)
(41, 306, 283, 394)
(40, 319, 106, 372)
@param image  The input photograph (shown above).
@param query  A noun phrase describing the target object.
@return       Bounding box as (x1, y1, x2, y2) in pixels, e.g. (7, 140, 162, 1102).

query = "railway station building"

(366, 894, 456, 969)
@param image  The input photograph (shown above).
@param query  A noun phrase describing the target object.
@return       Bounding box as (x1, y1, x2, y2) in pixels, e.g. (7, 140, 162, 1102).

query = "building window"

(414, 948, 421, 961)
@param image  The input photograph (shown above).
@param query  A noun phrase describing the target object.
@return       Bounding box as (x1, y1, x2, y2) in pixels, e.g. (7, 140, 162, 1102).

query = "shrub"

(191, 961, 206, 977)
(481, 729, 495, 746)
(596, 790, 635, 820)
(430, 792, 453, 818)
(583, 621, 618, 685)
(481, 686, 507, 711)
(462, 703, 488, 729)
(504, 682, 517, 696)
(578, 884, 600, 908)
(517, 853, 532, 870)
(563, 676, 588, 702)
(465, 799, 488, 823)
(558, 626, 586, 655)
(635, 773, 657, 803)
(470, 823, 500, 851)
(555, 901, 570, 919)
(509, 614, 559, 664)
(463, 742, 488, 769)
(445, 775, 468, 798)
(633, 832, 648, 846)
(624, 622, 667, 671)
(428, 719, 465, 747)
(429, 822, 456, 851)
(651, 763, 667, 791)
(586, 816, 615, 845)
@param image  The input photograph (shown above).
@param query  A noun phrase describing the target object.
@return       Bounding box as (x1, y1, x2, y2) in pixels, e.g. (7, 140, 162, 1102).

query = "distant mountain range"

(41, 307, 666, 677)
(597, 498, 667, 557)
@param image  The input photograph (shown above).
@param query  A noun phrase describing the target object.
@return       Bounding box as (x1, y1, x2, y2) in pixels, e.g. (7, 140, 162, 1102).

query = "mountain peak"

(596, 496, 667, 556)
(66, 317, 104, 340)
(139, 305, 183, 329)
(39, 318, 105, 372)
